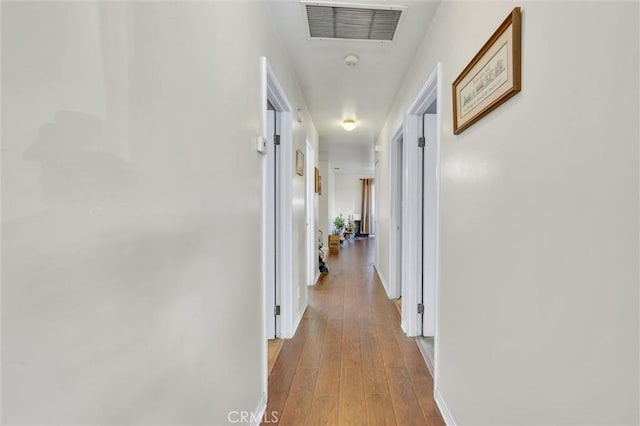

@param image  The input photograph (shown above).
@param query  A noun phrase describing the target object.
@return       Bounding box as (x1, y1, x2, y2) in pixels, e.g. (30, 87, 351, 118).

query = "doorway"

(398, 63, 441, 383)
(260, 57, 295, 413)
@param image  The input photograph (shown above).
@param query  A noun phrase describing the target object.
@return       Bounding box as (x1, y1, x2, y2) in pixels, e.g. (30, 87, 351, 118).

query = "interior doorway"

(260, 56, 295, 414)
(398, 63, 441, 383)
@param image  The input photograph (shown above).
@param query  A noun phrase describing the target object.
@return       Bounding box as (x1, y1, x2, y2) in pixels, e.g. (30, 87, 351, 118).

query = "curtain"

(361, 178, 373, 234)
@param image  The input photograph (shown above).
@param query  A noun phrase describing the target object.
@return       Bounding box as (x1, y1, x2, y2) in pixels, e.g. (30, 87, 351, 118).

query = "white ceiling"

(269, 0, 440, 174)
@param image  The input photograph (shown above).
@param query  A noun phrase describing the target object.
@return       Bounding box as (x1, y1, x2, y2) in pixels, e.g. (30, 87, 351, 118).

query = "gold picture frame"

(296, 150, 304, 176)
(314, 167, 320, 193)
(452, 7, 522, 135)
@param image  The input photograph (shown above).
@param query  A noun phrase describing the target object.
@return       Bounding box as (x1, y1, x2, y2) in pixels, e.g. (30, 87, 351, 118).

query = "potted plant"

(329, 214, 345, 251)
(333, 214, 345, 235)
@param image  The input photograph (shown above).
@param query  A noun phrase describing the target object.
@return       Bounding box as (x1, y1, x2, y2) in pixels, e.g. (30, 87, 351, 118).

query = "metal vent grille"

(306, 5, 402, 41)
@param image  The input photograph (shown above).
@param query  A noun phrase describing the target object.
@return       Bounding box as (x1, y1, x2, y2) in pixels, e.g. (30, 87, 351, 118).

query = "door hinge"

(275, 305, 281, 316)
(418, 136, 426, 148)
(417, 303, 424, 314)
(274, 134, 281, 146)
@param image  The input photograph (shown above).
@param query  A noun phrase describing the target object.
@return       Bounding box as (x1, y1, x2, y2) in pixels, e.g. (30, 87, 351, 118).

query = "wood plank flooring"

(268, 339, 285, 376)
(265, 238, 444, 426)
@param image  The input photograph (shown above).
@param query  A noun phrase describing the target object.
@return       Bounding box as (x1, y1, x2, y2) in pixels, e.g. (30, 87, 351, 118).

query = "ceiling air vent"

(304, 2, 405, 42)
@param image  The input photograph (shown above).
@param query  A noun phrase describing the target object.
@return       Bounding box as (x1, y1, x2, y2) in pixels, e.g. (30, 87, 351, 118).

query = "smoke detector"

(344, 54, 359, 67)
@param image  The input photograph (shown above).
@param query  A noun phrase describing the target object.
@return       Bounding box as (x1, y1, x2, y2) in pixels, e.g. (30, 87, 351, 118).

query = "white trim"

(314, 271, 321, 285)
(401, 113, 421, 337)
(415, 337, 434, 377)
(260, 57, 295, 404)
(264, 58, 295, 340)
(433, 62, 443, 387)
(402, 62, 442, 342)
(294, 303, 308, 336)
(388, 122, 403, 300)
(250, 392, 267, 426)
(373, 263, 391, 299)
(435, 388, 456, 426)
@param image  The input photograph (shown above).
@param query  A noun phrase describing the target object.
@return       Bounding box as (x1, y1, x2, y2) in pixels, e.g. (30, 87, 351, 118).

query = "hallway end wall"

(2, 2, 318, 424)
(375, 2, 639, 424)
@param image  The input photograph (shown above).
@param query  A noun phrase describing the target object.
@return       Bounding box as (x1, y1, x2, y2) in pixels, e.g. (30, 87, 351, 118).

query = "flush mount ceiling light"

(344, 54, 359, 67)
(342, 119, 356, 131)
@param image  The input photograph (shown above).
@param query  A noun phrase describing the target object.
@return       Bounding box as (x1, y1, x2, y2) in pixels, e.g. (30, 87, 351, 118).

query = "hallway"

(266, 238, 444, 425)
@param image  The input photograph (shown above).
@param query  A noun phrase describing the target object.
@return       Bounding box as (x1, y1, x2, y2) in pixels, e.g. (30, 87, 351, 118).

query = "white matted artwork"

(452, 7, 522, 134)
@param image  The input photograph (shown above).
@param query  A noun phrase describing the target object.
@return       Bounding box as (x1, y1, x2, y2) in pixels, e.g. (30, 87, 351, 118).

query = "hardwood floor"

(265, 238, 444, 426)
(268, 339, 285, 376)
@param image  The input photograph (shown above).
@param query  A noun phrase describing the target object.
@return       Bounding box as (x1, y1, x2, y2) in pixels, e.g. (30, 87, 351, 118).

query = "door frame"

(260, 57, 295, 398)
(388, 123, 404, 304)
(402, 63, 442, 343)
(403, 62, 442, 384)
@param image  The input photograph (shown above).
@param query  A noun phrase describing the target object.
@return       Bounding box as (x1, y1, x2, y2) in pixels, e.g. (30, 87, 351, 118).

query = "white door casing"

(260, 56, 295, 400)
(401, 63, 441, 345)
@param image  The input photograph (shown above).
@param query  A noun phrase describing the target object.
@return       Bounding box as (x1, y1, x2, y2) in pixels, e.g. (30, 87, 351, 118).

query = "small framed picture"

(314, 167, 320, 193)
(296, 150, 304, 176)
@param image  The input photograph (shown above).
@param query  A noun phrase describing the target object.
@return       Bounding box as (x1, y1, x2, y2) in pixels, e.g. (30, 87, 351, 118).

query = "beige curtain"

(361, 178, 373, 234)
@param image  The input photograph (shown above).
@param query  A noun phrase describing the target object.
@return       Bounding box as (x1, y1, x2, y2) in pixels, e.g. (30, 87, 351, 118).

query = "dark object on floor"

(318, 230, 329, 273)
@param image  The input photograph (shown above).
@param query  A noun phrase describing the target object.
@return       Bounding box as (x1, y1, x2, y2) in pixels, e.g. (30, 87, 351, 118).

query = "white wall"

(1, 2, 318, 424)
(375, 2, 639, 424)
(316, 160, 331, 251)
(332, 173, 373, 226)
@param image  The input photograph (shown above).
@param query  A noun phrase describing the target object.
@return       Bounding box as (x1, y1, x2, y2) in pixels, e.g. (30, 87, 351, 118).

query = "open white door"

(401, 63, 441, 339)
(421, 113, 438, 337)
(389, 126, 403, 302)
(265, 108, 278, 339)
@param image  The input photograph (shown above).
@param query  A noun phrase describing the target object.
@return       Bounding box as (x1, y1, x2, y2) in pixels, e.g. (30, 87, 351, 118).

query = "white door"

(265, 108, 279, 339)
(422, 113, 437, 337)
(396, 137, 403, 296)
(306, 142, 315, 286)
(390, 133, 403, 299)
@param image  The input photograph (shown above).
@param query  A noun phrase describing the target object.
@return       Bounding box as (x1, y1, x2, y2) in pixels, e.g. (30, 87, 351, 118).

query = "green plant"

(333, 214, 346, 235)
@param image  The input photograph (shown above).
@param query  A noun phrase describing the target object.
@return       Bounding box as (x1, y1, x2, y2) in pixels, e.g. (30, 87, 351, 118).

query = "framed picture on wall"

(452, 7, 522, 134)
(314, 167, 320, 193)
(296, 150, 304, 176)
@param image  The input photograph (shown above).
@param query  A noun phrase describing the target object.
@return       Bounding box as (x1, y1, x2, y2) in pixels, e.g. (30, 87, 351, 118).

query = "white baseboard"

(292, 303, 307, 336)
(373, 263, 393, 299)
(435, 387, 456, 426)
(251, 392, 267, 426)
(314, 271, 320, 285)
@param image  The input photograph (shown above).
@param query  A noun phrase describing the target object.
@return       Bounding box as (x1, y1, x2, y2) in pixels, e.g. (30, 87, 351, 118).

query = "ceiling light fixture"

(344, 54, 359, 67)
(342, 119, 356, 131)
